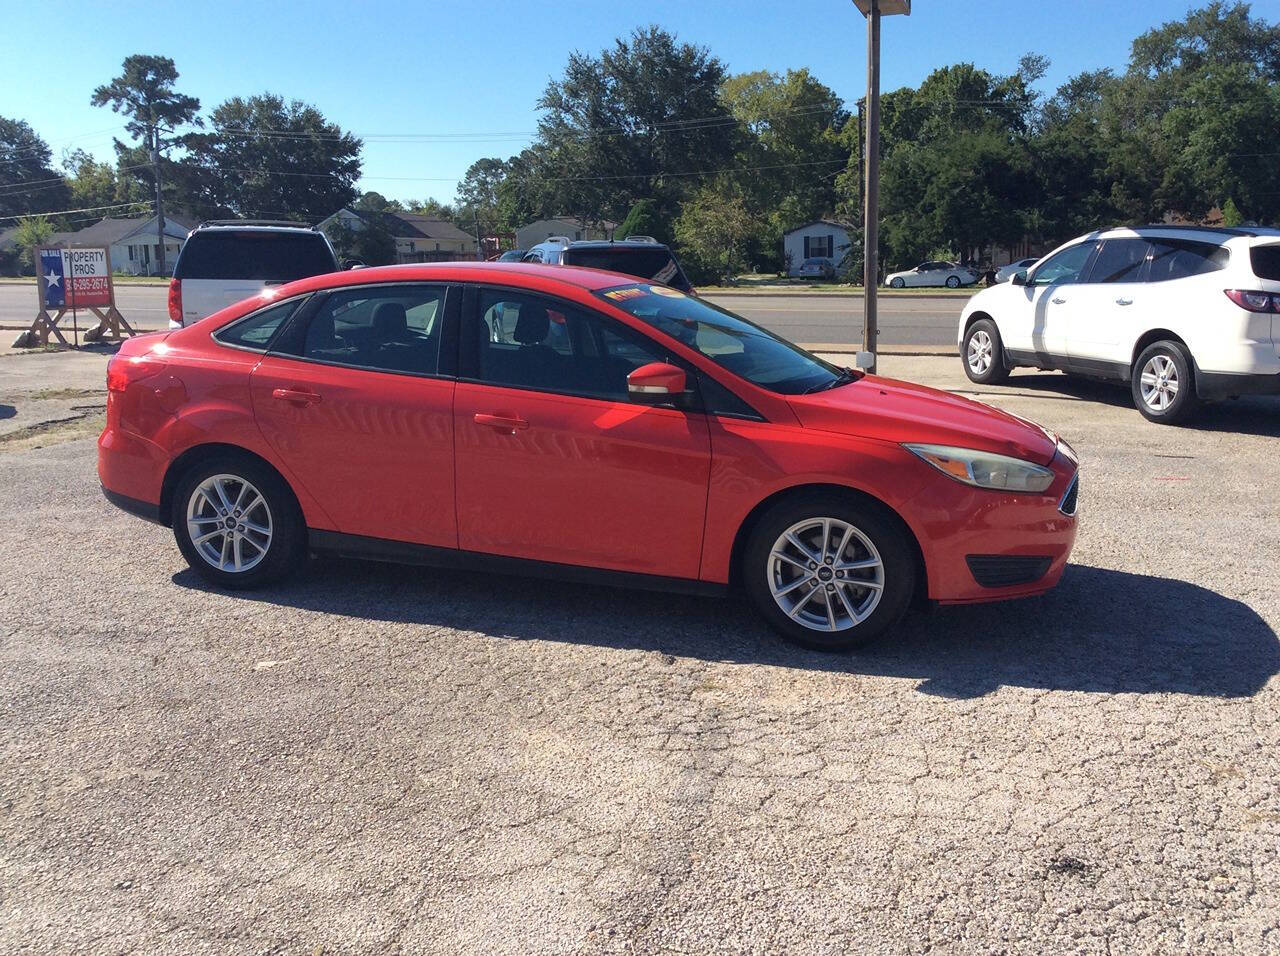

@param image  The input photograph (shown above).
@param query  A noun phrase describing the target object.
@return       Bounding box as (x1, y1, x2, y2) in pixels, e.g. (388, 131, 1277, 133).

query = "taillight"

(1224, 289, 1278, 312)
(168, 278, 182, 324)
(106, 354, 166, 393)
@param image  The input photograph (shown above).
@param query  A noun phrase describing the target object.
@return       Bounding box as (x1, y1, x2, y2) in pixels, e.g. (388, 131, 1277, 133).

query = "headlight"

(904, 443, 1056, 493)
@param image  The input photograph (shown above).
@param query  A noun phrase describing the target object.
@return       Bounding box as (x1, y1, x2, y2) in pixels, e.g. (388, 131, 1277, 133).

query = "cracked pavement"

(0, 353, 1277, 953)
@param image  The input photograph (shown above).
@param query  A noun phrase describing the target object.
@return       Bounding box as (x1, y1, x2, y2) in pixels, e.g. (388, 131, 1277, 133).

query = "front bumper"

(904, 450, 1078, 604)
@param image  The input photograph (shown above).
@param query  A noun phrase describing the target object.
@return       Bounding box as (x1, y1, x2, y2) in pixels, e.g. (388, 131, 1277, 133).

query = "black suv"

(522, 237, 694, 292)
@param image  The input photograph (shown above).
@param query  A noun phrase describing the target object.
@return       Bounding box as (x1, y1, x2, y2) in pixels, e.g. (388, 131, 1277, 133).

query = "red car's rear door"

(453, 287, 711, 579)
(250, 283, 458, 548)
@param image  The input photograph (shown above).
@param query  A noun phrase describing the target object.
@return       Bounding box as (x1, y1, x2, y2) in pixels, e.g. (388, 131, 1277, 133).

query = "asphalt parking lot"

(1, 349, 1278, 952)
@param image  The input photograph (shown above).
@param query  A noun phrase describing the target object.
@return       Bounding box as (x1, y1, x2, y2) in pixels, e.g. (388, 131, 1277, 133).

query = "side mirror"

(627, 362, 688, 404)
(1010, 270, 1028, 286)
(343, 258, 366, 270)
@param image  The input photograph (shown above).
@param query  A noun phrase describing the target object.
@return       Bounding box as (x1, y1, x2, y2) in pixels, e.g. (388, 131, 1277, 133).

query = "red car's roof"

(277, 261, 632, 298)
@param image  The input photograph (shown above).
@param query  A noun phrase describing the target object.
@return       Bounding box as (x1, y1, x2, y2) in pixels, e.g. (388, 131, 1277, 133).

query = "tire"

(946, 275, 961, 288)
(172, 454, 305, 589)
(742, 493, 916, 651)
(962, 318, 1010, 385)
(1131, 340, 1200, 424)
(889, 277, 905, 289)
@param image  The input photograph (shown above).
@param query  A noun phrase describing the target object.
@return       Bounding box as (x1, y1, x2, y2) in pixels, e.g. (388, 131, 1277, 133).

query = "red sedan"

(99, 263, 1078, 650)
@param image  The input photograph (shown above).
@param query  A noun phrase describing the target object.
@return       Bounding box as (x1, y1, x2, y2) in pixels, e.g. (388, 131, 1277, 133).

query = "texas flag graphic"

(40, 249, 65, 309)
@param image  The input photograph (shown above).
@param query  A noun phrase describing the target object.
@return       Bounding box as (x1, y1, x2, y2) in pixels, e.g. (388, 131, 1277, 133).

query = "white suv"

(168, 221, 339, 328)
(958, 225, 1280, 423)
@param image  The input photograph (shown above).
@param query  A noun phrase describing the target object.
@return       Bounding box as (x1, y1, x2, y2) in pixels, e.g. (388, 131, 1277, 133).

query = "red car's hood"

(788, 375, 1059, 465)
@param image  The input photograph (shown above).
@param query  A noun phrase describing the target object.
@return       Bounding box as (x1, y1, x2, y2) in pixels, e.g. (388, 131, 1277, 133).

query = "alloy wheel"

(967, 329, 993, 375)
(767, 517, 884, 632)
(1139, 354, 1179, 411)
(185, 473, 274, 573)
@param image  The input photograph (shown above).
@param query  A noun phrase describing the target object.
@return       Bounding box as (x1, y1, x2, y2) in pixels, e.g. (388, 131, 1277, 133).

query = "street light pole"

(852, 1, 909, 376)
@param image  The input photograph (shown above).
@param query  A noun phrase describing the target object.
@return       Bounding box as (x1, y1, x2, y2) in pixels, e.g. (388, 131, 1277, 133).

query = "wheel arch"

(160, 443, 302, 529)
(1131, 328, 1191, 374)
(727, 483, 929, 603)
(962, 309, 996, 337)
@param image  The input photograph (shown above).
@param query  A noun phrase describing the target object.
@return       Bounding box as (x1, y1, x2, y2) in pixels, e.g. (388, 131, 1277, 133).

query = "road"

(0, 282, 967, 349)
(2, 350, 1278, 952)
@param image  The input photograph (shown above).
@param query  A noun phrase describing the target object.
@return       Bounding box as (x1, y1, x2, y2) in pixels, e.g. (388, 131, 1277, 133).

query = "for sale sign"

(39, 246, 112, 309)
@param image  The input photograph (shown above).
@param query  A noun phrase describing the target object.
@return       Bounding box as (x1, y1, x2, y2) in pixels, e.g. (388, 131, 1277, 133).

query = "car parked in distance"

(798, 257, 837, 280)
(996, 257, 1040, 283)
(958, 224, 1280, 423)
(169, 221, 339, 329)
(101, 262, 1078, 651)
(885, 260, 979, 289)
(492, 249, 526, 262)
(523, 236, 694, 292)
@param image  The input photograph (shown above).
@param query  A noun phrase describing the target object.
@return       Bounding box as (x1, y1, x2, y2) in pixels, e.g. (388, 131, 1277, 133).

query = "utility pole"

(853, 1, 910, 375)
(150, 121, 166, 276)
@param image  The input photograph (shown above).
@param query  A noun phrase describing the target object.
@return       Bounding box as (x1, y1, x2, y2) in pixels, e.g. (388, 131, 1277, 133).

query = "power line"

(0, 200, 153, 223)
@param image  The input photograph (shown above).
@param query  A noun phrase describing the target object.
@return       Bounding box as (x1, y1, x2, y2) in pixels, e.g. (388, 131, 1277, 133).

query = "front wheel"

(743, 495, 916, 651)
(962, 318, 1010, 384)
(172, 456, 305, 589)
(889, 277, 905, 289)
(1132, 340, 1199, 424)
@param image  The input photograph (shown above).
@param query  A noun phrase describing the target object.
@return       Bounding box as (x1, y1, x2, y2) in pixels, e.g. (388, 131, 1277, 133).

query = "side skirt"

(307, 529, 728, 598)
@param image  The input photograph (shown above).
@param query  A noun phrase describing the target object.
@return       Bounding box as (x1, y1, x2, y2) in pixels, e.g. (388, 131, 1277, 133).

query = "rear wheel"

(962, 318, 1010, 385)
(946, 275, 962, 288)
(1132, 340, 1199, 424)
(172, 455, 305, 589)
(743, 495, 915, 651)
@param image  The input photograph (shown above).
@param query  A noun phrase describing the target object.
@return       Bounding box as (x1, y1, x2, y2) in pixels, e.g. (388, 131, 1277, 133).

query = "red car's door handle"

(473, 412, 529, 433)
(271, 387, 321, 406)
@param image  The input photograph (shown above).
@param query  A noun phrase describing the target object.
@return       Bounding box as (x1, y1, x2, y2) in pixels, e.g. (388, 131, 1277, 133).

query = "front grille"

(966, 555, 1052, 589)
(1059, 473, 1079, 516)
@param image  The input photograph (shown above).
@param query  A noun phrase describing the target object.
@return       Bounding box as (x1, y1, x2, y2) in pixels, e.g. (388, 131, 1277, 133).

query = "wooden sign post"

(14, 245, 134, 348)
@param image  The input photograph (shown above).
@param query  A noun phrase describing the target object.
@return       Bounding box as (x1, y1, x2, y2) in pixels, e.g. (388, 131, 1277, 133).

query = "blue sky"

(3, 0, 1277, 208)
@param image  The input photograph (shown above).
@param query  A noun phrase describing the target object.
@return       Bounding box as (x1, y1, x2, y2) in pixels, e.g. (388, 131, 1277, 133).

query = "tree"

(618, 198, 669, 243)
(14, 216, 53, 272)
(405, 197, 455, 220)
(534, 27, 737, 223)
(184, 93, 361, 223)
(0, 117, 69, 222)
(92, 55, 201, 271)
(674, 181, 760, 282)
(354, 191, 405, 213)
(455, 157, 508, 230)
(325, 215, 396, 267)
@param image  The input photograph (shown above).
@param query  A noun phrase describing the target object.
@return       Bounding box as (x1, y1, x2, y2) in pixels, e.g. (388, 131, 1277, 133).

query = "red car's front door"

(250, 283, 457, 548)
(453, 288, 711, 578)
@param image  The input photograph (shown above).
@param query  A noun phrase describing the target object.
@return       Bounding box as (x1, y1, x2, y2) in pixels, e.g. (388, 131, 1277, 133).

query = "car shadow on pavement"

(173, 559, 1278, 700)
(988, 372, 1280, 437)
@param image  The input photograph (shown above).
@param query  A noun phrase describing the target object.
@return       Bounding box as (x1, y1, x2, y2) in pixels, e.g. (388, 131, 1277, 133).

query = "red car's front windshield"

(596, 283, 843, 395)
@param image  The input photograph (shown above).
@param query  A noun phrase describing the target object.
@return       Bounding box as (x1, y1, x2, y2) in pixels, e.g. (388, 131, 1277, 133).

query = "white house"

(783, 220, 855, 276)
(49, 215, 192, 276)
(515, 217, 615, 251)
(319, 208, 477, 262)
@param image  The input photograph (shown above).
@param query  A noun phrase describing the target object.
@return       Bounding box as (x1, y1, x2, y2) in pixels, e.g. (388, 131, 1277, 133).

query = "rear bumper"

(98, 423, 169, 524)
(101, 486, 163, 524)
(1197, 370, 1280, 400)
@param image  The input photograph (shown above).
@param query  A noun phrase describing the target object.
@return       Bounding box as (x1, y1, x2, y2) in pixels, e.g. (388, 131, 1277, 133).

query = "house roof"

(783, 219, 855, 236)
(344, 209, 475, 243)
(49, 215, 193, 247)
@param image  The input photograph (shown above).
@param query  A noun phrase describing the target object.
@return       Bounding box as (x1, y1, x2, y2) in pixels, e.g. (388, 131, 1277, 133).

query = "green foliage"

(91, 54, 201, 144)
(14, 216, 53, 270)
(534, 27, 736, 223)
(674, 181, 760, 282)
(324, 214, 396, 267)
(0, 117, 69, 220)
(618, 199, 669, 243)
(183, 93, 361, 223)
(1221, 196, 1244, 225)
